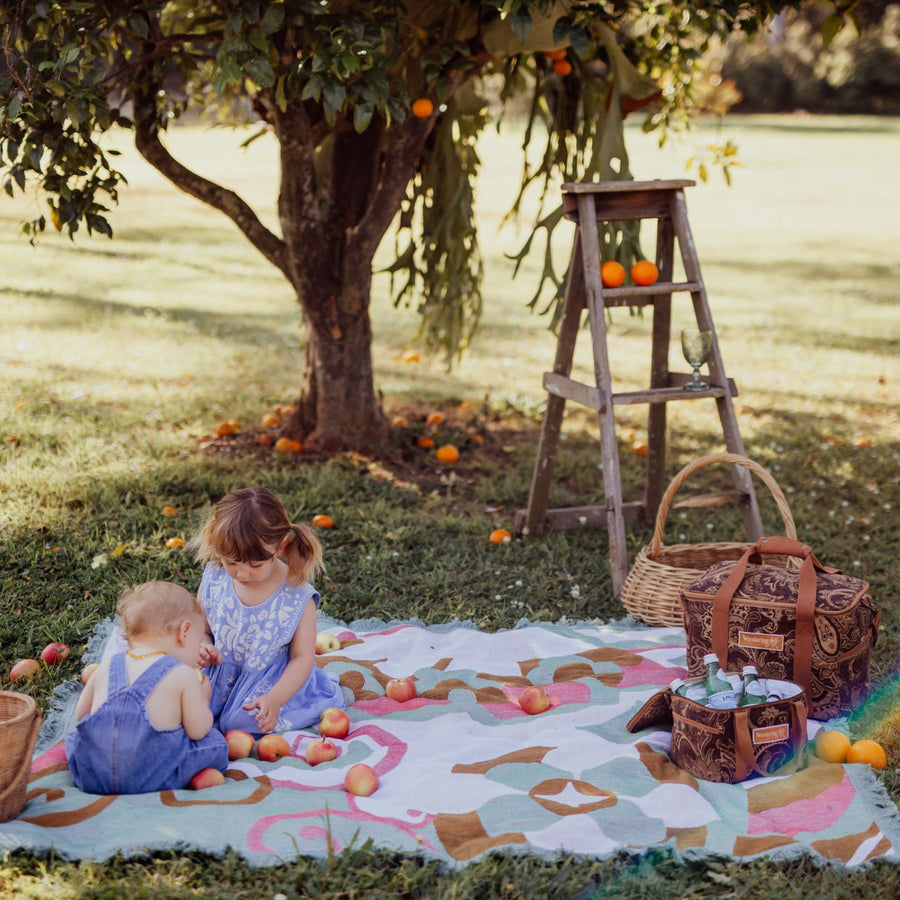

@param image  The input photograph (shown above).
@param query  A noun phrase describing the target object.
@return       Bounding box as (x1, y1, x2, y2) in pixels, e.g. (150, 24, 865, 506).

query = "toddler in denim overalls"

(66, 581, 228, 793)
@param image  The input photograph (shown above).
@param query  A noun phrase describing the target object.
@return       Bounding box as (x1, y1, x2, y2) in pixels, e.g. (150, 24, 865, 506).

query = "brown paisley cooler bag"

(626, 675, 808, 784)
(680, 537, 880, 720)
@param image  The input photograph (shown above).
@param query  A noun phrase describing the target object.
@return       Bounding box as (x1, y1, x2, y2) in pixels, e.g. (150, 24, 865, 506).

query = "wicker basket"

(0, 691, 42, 823)
(620, 453, 796, 627)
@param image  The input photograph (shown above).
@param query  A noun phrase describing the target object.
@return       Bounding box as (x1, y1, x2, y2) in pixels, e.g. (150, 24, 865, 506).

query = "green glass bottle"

(739, 665, 766, 706)
(703, 653, 737, 709)
(670, 678, 690, 697)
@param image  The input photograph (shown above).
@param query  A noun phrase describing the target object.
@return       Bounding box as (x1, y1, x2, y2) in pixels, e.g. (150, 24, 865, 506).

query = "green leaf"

(259, 4, 285, 38)
(552, 16, 572, 46)
(247, 58, 276, 88)
(301, 75, 322, 101)
(821, 12, 842, 48)
(8, 95, 22, 119)
(322, 80, 346, 111)
(509, 9, 532, 43)
(353, 101, 374, 133)
(129, 14, 149, 39)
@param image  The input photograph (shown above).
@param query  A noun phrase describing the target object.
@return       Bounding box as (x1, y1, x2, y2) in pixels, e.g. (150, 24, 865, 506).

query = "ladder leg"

(644, 215, 676, 525)
(577, 196, 628, 596)
(670, 190, 764, 540)
(518, 234, 586, 536)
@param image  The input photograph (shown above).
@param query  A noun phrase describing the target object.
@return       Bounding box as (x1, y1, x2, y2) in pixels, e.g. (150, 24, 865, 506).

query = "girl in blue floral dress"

(194, 487, 345, 735)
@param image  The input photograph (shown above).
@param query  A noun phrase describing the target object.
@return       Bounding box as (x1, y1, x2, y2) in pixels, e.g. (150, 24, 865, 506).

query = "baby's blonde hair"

(194, 486, 323, 585)
(117, 581, 203, 641)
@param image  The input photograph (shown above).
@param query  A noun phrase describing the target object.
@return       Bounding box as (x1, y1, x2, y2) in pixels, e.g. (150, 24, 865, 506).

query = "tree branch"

(131, 75, 289, 279)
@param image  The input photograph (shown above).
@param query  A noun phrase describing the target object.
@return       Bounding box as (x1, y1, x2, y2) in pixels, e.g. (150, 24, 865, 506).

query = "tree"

(0, 1, 834, 450)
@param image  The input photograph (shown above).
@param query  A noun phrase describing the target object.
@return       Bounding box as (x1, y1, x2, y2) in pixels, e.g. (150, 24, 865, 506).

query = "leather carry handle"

(733, 698, 806, 781)
(712, 537, 840, 706)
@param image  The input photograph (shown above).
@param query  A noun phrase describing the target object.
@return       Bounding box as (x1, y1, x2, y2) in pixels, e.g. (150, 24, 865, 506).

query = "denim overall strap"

(128, 655, 182, 702)
(106, 652, 129, 695)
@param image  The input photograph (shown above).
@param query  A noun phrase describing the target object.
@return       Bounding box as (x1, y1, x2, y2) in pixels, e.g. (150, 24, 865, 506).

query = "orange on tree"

(631, 260, 659, 286)
(553, 59, 572, 76)
(312, 514, 335, 529)
(814, 729, 851, 764)
(600, 261, 625, 288)
(846, 739, 887, 769)
(489, 528, 512, 544)
(436, 444, 459, 463)
(545, 49, 567, 60)
(411, 97, 433, 118)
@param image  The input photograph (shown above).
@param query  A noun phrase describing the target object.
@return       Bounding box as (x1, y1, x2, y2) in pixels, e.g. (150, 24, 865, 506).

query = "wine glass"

(681, 330, 713, 391)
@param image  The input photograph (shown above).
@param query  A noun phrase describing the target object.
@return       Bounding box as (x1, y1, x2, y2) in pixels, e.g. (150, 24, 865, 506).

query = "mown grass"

(1, 114, 898, 897)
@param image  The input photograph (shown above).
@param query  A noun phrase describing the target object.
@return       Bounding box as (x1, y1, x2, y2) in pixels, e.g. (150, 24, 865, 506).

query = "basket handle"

(0, 703, 42, 818)
(648, 453, 796, 558)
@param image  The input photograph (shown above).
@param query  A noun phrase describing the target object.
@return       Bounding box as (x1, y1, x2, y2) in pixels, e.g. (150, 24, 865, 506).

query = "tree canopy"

(0, 0, 848, 449)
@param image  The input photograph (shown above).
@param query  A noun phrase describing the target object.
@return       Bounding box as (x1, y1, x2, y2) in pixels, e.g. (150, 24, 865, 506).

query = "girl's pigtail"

(285, 522, 324, 584)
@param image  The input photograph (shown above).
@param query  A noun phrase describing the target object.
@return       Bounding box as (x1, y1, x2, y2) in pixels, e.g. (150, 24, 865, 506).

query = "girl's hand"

(198, 641, 222, 667)
(242, 694, 281, 734)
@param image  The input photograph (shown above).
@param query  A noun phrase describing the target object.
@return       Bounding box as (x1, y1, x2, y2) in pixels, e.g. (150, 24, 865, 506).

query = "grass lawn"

(1, 113, 898, 897)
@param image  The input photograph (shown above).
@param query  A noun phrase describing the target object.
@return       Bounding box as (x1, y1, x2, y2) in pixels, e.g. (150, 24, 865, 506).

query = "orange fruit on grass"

(401, 349, 420, 363)
(489, 529, 512, 544)
(274, 436, 294, 455)
(436, 444, 460, 463)
(312, 514, 335, 529)
(600, 261, 625, 288)
(426, 412, 445, 428)
(846, 739, 887, 769)
(161, 505, 178, 517)
(214, 421, 235, 437)
(631, 439, 648, 456)
(165, 537, 185, 549)
(631, 260, 659, 286)
(814, 729, 851, 764)
(552, 59, 572, 76)
(467, 432, 484, 446)
(417, 435, 435, 449)
(411, 97, 434, 118)
(391, 415, 409, 428)
(261, 413, 280, 428)
(257, 432, 274, 447)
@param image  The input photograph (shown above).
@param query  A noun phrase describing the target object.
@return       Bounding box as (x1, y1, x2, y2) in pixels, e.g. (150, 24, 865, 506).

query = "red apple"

(225, 729, 256, 761)
(256, 733, 291, 762)
(315, 632, 341, 654)
(10, 658, 41, 682)
(40, 642, 71, 665)
(385, 676, 417, 703)
(305, 738, 338, 766)
(188, 767, 226, 790)
(318, 706, 350, 740)
(344, 763, 379, 797)
(519, 685, 551, 715)
(81, 662, 100, 684)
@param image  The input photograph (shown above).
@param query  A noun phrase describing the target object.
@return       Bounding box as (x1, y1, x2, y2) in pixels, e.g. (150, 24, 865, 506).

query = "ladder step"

(672, 490, 747, 510)
(601, 281, 701, 307)
(515, 502, 644, 535)
(543, 373, 604, 410)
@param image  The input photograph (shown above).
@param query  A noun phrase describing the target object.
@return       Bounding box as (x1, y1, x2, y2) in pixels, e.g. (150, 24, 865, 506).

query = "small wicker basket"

(620, 453, 796, 627)
(0, 691, 42, 823)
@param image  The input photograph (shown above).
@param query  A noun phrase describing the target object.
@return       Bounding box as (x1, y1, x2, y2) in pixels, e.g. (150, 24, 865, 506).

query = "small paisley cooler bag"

(626, 676, 808, 784)
(680, 537, 879, 720)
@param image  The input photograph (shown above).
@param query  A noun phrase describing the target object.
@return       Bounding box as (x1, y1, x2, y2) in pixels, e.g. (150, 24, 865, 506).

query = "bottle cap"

(742, 665, 758, 676)
(669, 678, 685, 691)
(703, 653, 719, 665)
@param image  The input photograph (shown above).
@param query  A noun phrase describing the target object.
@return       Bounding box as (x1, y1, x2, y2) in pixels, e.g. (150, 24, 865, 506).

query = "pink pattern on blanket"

(747, 773, 856, 836)
(32, 743, 68, 771)
(614, 656, 687, 688)
(353, 697, 451, 715)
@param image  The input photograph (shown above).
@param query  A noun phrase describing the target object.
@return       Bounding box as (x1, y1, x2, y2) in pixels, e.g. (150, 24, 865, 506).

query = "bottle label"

(707, 690, 737, 709)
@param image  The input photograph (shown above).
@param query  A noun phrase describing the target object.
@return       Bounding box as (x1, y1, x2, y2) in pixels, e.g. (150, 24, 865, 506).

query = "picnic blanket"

(2, 616, 899, 868)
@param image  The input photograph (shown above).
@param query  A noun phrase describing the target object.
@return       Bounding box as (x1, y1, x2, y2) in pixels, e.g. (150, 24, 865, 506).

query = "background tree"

(0, 0, 845, 450)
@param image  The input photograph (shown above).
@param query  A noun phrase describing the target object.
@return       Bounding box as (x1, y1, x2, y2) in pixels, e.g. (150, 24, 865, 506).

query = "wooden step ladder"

(514, 179, 763, 597)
